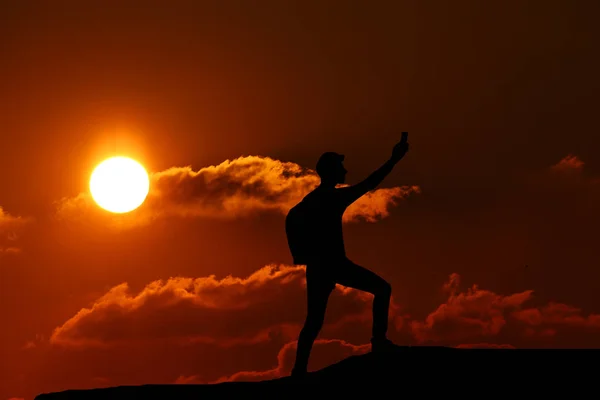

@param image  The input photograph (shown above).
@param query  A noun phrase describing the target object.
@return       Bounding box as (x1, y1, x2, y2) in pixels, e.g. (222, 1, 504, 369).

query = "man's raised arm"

(338, 138, 410, 206)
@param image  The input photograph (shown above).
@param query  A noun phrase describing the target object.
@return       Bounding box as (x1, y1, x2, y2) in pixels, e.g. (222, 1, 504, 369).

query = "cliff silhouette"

(34, 345, 595, 399)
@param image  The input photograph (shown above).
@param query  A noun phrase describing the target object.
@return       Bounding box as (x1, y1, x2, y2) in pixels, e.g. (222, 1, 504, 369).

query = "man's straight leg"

(292, 265, 335, 376)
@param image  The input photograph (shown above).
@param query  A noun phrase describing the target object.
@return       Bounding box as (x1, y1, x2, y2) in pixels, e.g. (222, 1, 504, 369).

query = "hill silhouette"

(34, 346, 596, 399)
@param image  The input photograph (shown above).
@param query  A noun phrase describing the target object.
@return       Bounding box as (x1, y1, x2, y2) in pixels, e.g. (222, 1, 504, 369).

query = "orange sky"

(2, 1, 600, 399)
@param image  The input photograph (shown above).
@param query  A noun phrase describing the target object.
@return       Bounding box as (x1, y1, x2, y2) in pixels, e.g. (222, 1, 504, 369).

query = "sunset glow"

(2, 2, 598, 399)
(89, 156, 150, 213)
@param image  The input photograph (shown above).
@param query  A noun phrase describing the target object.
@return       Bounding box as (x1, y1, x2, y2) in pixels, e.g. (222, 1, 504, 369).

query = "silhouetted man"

(285, 134, 410, 377)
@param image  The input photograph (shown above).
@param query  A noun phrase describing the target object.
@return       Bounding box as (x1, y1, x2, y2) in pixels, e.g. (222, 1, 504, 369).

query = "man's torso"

(298, 186, 348, 260)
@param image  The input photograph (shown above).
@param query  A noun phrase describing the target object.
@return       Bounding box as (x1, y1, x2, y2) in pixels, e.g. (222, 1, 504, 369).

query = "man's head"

(316, 152, 347, 185)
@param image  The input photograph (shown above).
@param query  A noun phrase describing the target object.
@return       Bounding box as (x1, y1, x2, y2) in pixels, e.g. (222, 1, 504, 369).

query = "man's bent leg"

(332, 259, 392, 343)
(292, 267, 335, 376)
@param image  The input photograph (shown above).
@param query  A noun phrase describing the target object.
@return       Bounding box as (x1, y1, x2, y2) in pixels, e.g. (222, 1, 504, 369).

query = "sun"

(89, 156, 150, 213)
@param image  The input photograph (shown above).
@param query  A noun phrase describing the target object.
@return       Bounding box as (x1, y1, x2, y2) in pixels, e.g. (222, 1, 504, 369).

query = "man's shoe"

(370, 337, 404, 353)
(290, 367, 308, 379)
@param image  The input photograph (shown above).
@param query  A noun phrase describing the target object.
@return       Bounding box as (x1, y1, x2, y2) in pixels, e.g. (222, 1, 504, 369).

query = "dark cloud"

(410, 273, 600, 346)
(512, 302, 600, 333)
(541, 154, 600, 192)
(410, 273, 534, 343)
(550, 155, 584, 174)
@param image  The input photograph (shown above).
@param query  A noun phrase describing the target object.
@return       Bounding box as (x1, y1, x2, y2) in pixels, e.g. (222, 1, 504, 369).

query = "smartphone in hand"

(401, 132, 408, 144)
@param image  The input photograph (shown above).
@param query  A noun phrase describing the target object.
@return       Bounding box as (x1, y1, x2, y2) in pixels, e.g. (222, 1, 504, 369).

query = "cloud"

(0, 207, 29, 232)
(176, 339, 371, 384)
(410, 273, 534, 343)
(0, 247, 21, 255)
(0, 207, 32, 255)
(342, 186, 420, 223)
(39, 266, 600, 395)
(544, 154, 600, 192)
(550, 155, 584, 173)
(442, 272, 461, 296)
(50, 264, 305, 347)
(510, 301, 600, 340)
(49, 264, 377, 348)
(54, 155, 420, 229)
(512, 302, 600, 333)
(410, 273, 600, 346)
(50, 262, 600, 353)
(22, 334, 46, 350)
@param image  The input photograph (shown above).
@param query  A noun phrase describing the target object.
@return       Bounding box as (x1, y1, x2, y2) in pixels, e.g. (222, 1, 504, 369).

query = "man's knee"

(378, 279, 392, 297)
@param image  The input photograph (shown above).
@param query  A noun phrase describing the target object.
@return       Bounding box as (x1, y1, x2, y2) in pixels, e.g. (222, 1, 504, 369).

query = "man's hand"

(391, 139, 410, 163)
(339, 136, 410, 206)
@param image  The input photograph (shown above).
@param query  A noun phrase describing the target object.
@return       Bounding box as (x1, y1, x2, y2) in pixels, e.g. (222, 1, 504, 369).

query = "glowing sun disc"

(90, 156, 150, 213)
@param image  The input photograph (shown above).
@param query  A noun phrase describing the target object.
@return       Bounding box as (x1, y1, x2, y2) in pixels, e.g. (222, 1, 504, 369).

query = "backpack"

(285, 200, 314, 265)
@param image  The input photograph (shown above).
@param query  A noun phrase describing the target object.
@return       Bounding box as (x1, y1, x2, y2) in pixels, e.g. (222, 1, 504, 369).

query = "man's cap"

(316, 151, 344, 176)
